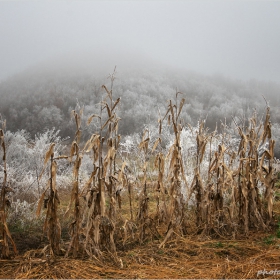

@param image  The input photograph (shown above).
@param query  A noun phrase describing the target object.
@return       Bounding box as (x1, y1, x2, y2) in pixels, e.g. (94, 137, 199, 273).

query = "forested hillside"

(1, 63, 280, 154)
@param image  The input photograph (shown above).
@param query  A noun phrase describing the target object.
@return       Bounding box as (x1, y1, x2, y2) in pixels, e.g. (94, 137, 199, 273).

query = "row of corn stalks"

(0, 77, 277, 260)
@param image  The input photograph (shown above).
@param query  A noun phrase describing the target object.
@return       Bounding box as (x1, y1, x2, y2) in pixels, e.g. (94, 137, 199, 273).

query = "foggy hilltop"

(0, 51, 280, 155)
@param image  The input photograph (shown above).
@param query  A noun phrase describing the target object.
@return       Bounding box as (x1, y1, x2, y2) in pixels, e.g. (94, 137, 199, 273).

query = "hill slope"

(0, 58, 279, 152)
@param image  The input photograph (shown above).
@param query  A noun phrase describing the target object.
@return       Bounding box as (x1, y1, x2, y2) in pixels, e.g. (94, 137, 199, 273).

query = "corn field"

(0, 74, 278, 262)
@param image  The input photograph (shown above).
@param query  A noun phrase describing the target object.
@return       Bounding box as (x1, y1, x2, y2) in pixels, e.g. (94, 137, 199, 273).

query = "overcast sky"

(1, 1, 280, 82)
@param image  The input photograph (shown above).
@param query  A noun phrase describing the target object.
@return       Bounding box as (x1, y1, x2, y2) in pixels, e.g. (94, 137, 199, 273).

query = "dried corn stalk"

(81, 68, 120, 260)
(36, 143, 63, 256)
(65, 109, 83, 258)
(137, 132, 150, 243)
(159, 94, 188, 247)
(0, 121, 17, 259)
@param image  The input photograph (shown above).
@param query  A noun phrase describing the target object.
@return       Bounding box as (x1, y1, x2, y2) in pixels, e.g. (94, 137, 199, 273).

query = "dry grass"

(1, 232, 280, 279)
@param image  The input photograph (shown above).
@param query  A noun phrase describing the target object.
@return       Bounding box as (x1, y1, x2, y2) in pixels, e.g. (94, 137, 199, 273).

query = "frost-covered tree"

(0, 129, 70, 200)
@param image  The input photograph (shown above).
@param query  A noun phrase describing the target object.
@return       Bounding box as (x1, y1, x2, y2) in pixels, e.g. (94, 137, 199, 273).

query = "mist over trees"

(0, 64, 280, 156)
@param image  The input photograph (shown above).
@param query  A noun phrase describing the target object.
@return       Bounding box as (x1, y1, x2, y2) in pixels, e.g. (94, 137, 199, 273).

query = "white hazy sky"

(1, 1, 280, 82)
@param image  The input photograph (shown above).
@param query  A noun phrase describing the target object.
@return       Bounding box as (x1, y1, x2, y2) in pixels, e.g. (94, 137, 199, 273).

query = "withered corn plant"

(159, 93, 188, 248)
(0, 77, 278, 260)
(117, 143, 137, 245)
(81, 68, 121, 260)
(189, 121, 211, 232)
(201, 122, 237, 236)
(0, 118, 17, 258)
(36, 143, 67, 256)
(187, 105, 276, 238)
(235, 107, 275, 234)
(65, 108, 83, 257)
(137, 129, 151, 243)
(154, 114, 167, 225)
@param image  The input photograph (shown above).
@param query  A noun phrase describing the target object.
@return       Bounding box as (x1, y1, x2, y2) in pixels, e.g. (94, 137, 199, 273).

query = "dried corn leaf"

(73, 156, 82, 179)
(64, 180, 78, 217)
(162, 106, 170, 121)
(75, 129, 82, 144)
(176, 98, 185, 120)
(138, 138, 150, 152)
(99, 179, 106, 216)
(102, 84, 111, 98)
(152, 138, 161, 153)
(118, 162, 127, 182)
(1, 119, 6, 130)
(44, 143, 55, 166)
(83, 134, 100, 153)
(106, 147, 116, 160)
(51, 160, 57, 191)
(69, 142, 78, 162)
(101, 115, 114, 130)
(111, 97, 121, 111)
(168, 114, 171, 125)
(80, 168, 97, 195)
(116, 190, 122, 209)
(38, 143, 55, 181)
(74, 111, 81, 129)
(269, 139, 275, 158)
(199, 141, 207, 163)
(105, 103, 112, 118)
(36, 187, 49, 217)
(0, 212, 17, 254)
(87, 114, 100, 125)
(54, 155, 68, 160)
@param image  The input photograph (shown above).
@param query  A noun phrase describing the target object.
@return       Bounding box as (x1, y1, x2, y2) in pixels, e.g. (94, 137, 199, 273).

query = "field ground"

(1, 226, 280, 278)
(1, 186, 280, 279)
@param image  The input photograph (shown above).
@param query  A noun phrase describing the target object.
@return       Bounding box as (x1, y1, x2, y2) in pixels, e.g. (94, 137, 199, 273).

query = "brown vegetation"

(0, 74, 279, 278)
